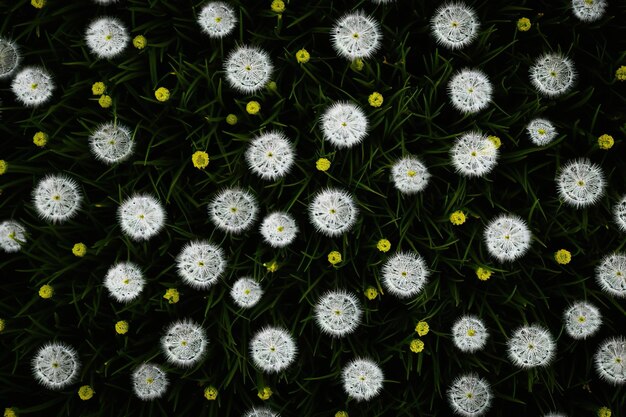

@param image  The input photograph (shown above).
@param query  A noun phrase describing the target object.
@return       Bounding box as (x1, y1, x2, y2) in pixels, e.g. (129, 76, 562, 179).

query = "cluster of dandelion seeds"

(161, 319, 208, 367)
(447, 373, 492, 417)
(507, 324, 556, 368)
(32, 174, 82, 223)
(208, 188, 259, 233)
(250, 326, 297, 373)
(176, 241, 227, 289)
(450, 131, 498, 178)
(132, 363, 169, 400)
(308, 188, 358, 237)
(330, 11, 381, 59)
(596, 253, 626, 298)
(314, 290, 363, 336)
(245, 131, 295, 180)
(85, 17, 130, 58)
(89, 122, 134, 164)
(556, 158, 606, 208)
(31, 342, 81, 390)
(0, 220, 27, 253)
(341, 358, 384, 401)
(103, 261, 146, 303)
(197, 2, 237, 38)
(381, 251, 430, 298)
(231, 277, 263, 308)
(224, 45, 273, 94)
(117, 194, 166, 240)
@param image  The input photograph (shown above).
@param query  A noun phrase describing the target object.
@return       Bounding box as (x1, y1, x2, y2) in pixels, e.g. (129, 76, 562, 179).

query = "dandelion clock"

(341, 358, 384, 401)
(390, 156, 430, 194)
(450, 131, 498, 178)
(118, 194, 166, 240)
(104, 261, 146, 303)
(259, 211, 298, 248)
(527, 118, 558, 146)
(224, 45, 273, 94)
(161, 319, 208, 367)
(507, 324, 556, 368)
(381, 251, 429, 298)
(331, 11, 381, 60)
(0, 37, 20, 79)
(12, 66, 55, 107)
(231, 277, 263, 308)
(447, 373, 492, 417)
(250, 326, 297, 373)
(32, 342, 81, 389)
(614, 195, 626, 232)
(314, 290, 362, 337)
(571, 0, 607, 22)
(245, 131, 295, 180)
(176, 241, 227, 289)
(320, 101, 368, 149)
(198, 2, 237, 38)
(529, 53, 576, 97)
(89, 121, 134, 164)
(243, 408, 280, 417)
(594, 336, 626, 384)
(208, 188, 259, 233)
(448, 69, 493, 114)
(85, 17, 130, 58)
(596, 253, 626, 298)
(0, 220, 27, 253)
(452, 315, 489, 353)
(430, 2, 480, 50)
(132, 363, 169, 400)
(563, 301, 602, 339)
(308, 188, 358, 237)
(483, 214, 531, 262)
(32, 174, 82, 223)
(556, 158, 605, 208)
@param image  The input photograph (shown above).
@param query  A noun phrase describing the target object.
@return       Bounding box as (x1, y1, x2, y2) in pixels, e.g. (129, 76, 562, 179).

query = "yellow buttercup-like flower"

(316, 158, 331, 171)
(0, 160, 7, 176)
(226, 114, 238, 125)
(598, 134, 614, 150)
(487, 135, 501, 149)
(72, 243, 87, 257)
(376, 239, 391, 252)
(368, 92, 383, 108)
(246, 101, 261, 115)
(335, 412, 349, 417)
(554, 249, 571, 265)
(476, 267, 492, 281)
(39, 284, 53, 299)
(517, 17, 531, 31)
(364, 286, 378, 300)
(271, 0, 285, 13)
(192, 151, 209, 169)
(31, 0, 46, 8)
(98, 95, 112, 108)
(91, 82, 106, 95)
(155, 87, 170, 102)
(204, 386, 218, 400)
(78, 385, 94, 400)
(328, 251, 342, 265)
(598, 407, 612, 417)
(163, 288, 180, 304)
(410, 339, 425, 353)
(4, 408, 18, 417)
(615, 66, 626, 81)
(133, 35, 147, 49)
(415, 321, 429, 336)
(296, 48, 310, 64)
(257, 386, 272, 400)
(450, 211, 466, 225)
(115, 320, 129, 335)
(33, 131, 48, 147)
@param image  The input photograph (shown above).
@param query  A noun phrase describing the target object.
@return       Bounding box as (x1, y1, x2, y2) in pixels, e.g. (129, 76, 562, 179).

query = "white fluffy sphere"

(430, 2, 480, 50)
(447, 373, 492, 417)
(131, 363, 169, 400)
(563, 301, 602, 339)
(596, 253, 626, 298)
(89, 122, 134, 164)
(230, 277, 263, 308)
(12, 66, 55, 107)
(249, 326, 298, 373)
(208, 188, 259, 234)
(198, 2, 237, 38)
(259, 211, 298, 248)
(32, 174, 82, 223)
(571, 0, 607, 22)
(308, 188, 359, 237)
(483, 214, 532, 262)
(450, 131, 498, 178)
(224, 45, 273, 94)
(245, 131, 295, 180)
(104, 261, 146, 303)
(390, 156, 430, 194)
(594, 336, 626, 385)
(529, 53, 576, 97)
(118, 194, 166, 241)
(341, 358, 384, 401)
(507, 324, 556, 368)
(85, 17, 129, 58)
(0, 220, 27, 253)
(381, 251, 429, 298)
(314, 290, 362, 337)
(527, 118, 557, 146)
(0, 37, 20, 79)
(176, 241, 227, 289)
(556, 158, 605, 208)
(451, 315, 489, 353)
(31, 342, 81, 390)
(448, 69, 493, 114)
(331, 11, 381, 60)
(320, 101, 368, 149)
(161, 319, 208, 368)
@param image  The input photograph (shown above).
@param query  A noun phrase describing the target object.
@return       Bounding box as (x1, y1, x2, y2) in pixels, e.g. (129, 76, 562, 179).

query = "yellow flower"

(449, 211, 466, 225)
(487, 135, 501, 149)
(350, 58, 364, 72)
(376, 239, 391, 252)
(192, 151, 209, 169)
(517, 17, 531, 31)
(328, 251, 342, 265)
(476, 267, 492, 281)
(78, 385, 94, 400)
(335, 412, 349, 417)
(0, 160, 7, 175)
(368, 92, 383, 108)
(33, 131, 48, 147)
(410, 339, 424, 353)
(115, 320, 129, 335)
(257, 386, 272, 400)
(316, 158, 331, 171)
(204, 386, 218, 400)
(155, 87, 170, 102)
(554, 249, 571, 265)
(246, 101, 261, 115)
(133, 35, 147, 49)
(98, 95, 112, 108)
(0, 318, 5, 333)
(264, 261, 279, 272)
(31, 0, 45, 8)
(4, 408, 18, 417)
(72, 243, 87, 257)
(163, 288, 180, 304)
(415, 321, 429, 336)
(615, 66, 626, 81)
(296, 48, 310, 64)
(39, 284, 53, 299)
(271, 0, 285, 13)
(364, 286, 378, 300)
(91, 82, 106, 95)
(226, 114, 238, 125)
(598, 407, 612, 417)
(598, 134, 614, 150)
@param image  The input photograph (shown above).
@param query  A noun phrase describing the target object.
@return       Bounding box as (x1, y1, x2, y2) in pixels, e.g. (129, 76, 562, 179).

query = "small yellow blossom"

(133, 35, 147, 49)
(4, 408, 18, 417)
(598, 134, 614, 150)
(316, 158, 331, 171)
(554, 249, 571, 265)
(328, 251, 342, 265)
(155, 87, 170, 102)
(39, 284, 53, 299)
(335, 412, 349, 417)
(487, 135, 501, 149)
(449, 211, 466, 225)
(350, 58, 364, 72)
(410, 339, 425, 353)
(266, 81, 278, 92)
(476, 267, 492, 281)
(257, 386, 273, 400)
(226, 114, 238, 125)
(246, 101, 261, 115)
(615, 66, 626, 81)
(33, 131, 48, 147)
(204, 386, 218, 400)
(368, 92, 383, 108)
(115, 320, 129, 335)
(376, 239, 391, 252)
(192, 151, 209, 169)
(296, 48, 310, 64)
(72, 243, 87, 257)
(98, 95, 112, 108)
(31, 0, 45, 8)
(364, 286, 378, 300)
(78, 385, 94, 401)
(271, 0, 285, 13)
(415, 321, 429, 336)
(264, 261, 279, 272)
(598, 407, 612, 417)
(163, 288, 180, 304)
(0, 160, 7, 175)
(0, 318, 5, 333)
(517, 17, 531, 31)
(91, 82, 106, 95)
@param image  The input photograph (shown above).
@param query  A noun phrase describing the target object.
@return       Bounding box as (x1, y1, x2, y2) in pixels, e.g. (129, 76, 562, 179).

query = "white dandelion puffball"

(104, 261, 146, 303)
(447, 373, 492, 417)
(342, 358, 384, 401)
(556, 158, 605, 208)
(243, 407, 279, 417)
(0, 220, 27, 253)
(118, 194, 166, 240)
(391, 156, 431, 194)
(544, 414, 567, 417)
(259, 211, 298, 248)
(430, 2, 480, 50)
(563, 301, 602, 339)
(308, 188, 359, 237)
(208, 188, 259, 234)
(198, 2, 237, 38)
(450, 131, 498, 178)
(89, 122, 134, 164)
(320, 101, 368, 149)
(527, 118, 557, 146)
(483, 214, 532, 262)
(250, 326, 297, 373)
(381, 251, 429, 298)
(11, 66, 54, 107)
(614, 195, 626, 232)
(529, 53, 576, 97)
(32, 174, 82, 223)
(132, 363, 169, 400)
(245, 131, 295, 180)
(0, 37, 20, 79)
(230, 277, 263, 308)
(32, 342, 80, 390)
(596, 253, 626, 298)
(85, 17, 129, 59)
(452, 315, 489, 353)
(224, 45, 273, 94)
(448, 69, 493, 114)
(572, 0, 607, 22)
(507, 324, 556, 368)
(594, 336, 626, 384)
(161, 319, 208, 368)
(314, 290, 362, 337)
(176, 241, 226, 289)
(331, 11, 381, 60)
(92, 0, 120, 4)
